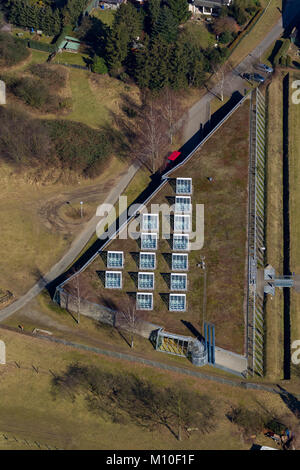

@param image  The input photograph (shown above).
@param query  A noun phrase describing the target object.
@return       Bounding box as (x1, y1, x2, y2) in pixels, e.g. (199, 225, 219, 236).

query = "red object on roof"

(168, 151, 181, 161)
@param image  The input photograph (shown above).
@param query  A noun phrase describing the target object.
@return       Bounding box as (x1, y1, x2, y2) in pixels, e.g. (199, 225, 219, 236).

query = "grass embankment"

(229, 0, 282, 68)
(264, 72, 284, 380)
(0, 327, 297, 450)
(64, 101, 250, 354)
(0, 48, 143, 299)
(289, 71, 300, 382)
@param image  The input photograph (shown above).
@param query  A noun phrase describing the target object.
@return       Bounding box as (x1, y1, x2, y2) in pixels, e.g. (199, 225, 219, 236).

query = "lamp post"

(80, 201, 83, 218)
(197, 256, 207, 332)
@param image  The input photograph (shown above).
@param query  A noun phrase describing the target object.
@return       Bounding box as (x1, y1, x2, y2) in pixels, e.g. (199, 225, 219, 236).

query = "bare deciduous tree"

(158, 88, 184, 145)
(116, 296, 141, 348)
(133, 97, 168, 174)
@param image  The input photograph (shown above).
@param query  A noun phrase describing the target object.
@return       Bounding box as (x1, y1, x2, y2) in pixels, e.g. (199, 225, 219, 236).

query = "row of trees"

(5, 0, 89, 36)
(52, 362, 215, 440)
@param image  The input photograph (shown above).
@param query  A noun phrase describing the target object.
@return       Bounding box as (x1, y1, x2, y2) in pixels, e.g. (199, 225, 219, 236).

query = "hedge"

(273, 38, 291, 66)
(28, 40, 56, 53)
(228, 8, 264, 55)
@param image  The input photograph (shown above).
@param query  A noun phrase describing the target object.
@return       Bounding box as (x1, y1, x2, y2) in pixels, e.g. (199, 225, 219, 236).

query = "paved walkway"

(0, 162, 140, 321)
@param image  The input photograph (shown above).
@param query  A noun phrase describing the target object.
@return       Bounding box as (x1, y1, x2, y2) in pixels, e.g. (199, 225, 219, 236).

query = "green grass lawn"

(90, 8, 116, 27)
(183, 21, 215, 49)
(52, 51, 90, 67)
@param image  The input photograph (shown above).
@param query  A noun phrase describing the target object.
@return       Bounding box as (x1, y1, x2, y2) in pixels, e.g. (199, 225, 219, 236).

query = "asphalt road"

(183, 17, 284, 143)
(0, 17, 284, 322)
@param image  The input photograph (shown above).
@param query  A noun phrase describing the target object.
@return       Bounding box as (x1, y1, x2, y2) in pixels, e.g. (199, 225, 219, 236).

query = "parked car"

(242, 72, 266, 83)
(242, 72, 251, 80)
(258, 63, 273, 73)
(252, 73, 266, 83)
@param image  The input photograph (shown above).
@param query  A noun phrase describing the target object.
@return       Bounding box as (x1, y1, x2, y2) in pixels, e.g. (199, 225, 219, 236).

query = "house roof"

(192, 0, 230, 8)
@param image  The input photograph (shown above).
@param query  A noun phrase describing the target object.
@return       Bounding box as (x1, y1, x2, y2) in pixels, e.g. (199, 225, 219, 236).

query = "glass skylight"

(139, 252, 156, 270)
(136, 293, 153, 310)
(107, 251, 124, 269)
(105, 271, 122, 289)
(138, 272, 155, 290)
(169, 294, 186, 311)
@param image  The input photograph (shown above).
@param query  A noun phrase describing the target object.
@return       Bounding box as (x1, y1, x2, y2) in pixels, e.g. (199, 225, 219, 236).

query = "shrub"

(28, 40, 56, 53)
(227, 406, 268, 435)
(29, 63, 66, 90)
(0, 106, 114, 179)
(7, 73, 70, 113)
(0, 32, 29, 67)
(219, 31, 233, 44)
(91, 56, 108, 75)
(11, 76, 50, 108)
(44, 119, 113, 177)
(280, 55, 286, 67)
(273, 39, 291, 66)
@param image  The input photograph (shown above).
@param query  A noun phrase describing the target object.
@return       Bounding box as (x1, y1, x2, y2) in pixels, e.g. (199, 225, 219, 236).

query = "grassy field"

(0, 327, 298, 450)
(264, 72, 284, 380)
(289, 71, 300, 382)
(0, 155, 130, 299)
(64, 101, 250, 354)
(229, 0, 282, 68)
(52, 51, 90, 67)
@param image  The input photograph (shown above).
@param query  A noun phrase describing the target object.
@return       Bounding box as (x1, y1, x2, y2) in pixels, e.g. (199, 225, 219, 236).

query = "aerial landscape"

(0, 0, 300, 454)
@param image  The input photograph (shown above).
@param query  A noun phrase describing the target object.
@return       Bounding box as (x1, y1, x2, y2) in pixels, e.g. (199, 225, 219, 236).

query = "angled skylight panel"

(174, 214, 191, 233)
(105, 271, 122, 289)
(172, 253, 188, 271)
(169, 294, 186, 311)
(170, 273, 187, 291)
(175, 196, 191, 213)
(139, 252, 156, 270)
(142, 213, 159, 231)
(176, 178, 192, 195)
(141, 233, 158, 250)
(107, 251, 124, 269)
(136, 293, 153, 310)
(138, 272, 155, 290)
(173, 234, 190, 251)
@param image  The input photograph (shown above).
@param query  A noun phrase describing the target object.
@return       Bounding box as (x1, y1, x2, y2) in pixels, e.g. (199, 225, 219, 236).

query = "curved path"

(0, 17, 284, 322)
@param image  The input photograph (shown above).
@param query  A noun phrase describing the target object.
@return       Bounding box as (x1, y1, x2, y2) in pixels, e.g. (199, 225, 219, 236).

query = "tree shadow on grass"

(277, 384, 300, 420)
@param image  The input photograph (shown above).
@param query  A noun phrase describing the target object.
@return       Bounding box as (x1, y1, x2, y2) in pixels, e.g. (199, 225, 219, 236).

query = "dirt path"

(37, 178, 120, 233)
